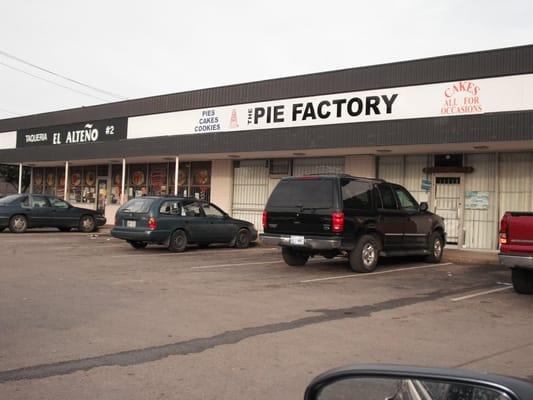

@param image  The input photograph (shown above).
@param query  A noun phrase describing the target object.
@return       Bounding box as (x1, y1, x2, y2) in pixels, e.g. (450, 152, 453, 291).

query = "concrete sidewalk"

(443, 247, 500, 265)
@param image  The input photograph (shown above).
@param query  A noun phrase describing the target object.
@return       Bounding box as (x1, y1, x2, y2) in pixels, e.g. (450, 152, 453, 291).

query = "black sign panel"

(17, 118, 127, 148)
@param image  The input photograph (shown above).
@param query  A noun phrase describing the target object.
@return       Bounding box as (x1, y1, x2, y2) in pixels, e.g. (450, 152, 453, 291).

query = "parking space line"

(109, 247, 277, 258)
(192, 260, 282, 269)
(450, 285, 513, 302)
(300, 262, 453, 283)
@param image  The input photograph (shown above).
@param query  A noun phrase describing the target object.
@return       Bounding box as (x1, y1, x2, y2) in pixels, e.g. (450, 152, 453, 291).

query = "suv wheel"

(168, 230, 187, 252)
(425, 232, 444, 263)
(512, 268, 533, 295)
(282, 247, 309, 266)
(349, 234, 380, 273)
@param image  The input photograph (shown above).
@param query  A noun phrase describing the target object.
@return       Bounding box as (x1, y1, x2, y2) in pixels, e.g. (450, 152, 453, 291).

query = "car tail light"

(499, 213, 510, 245)
(148, 217, 157, 230)
(262, 210, 268, 229)
(332, 212, 344, 233)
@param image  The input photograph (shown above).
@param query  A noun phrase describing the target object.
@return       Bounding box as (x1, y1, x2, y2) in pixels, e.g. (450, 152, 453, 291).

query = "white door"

(432, 175, 464, 245)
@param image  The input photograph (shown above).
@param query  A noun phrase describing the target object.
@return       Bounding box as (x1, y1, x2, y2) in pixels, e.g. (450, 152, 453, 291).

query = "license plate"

(126, 220, 136, 228)
(290, 235, 305, 246)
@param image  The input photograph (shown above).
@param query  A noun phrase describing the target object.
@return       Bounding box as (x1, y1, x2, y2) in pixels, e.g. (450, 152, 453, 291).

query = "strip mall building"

(1, 45, 533, 249)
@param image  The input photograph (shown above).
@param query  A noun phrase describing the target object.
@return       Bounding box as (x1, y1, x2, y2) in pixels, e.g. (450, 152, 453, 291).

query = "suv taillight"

(262, 210, 268, 229)
(148, 217, 157, 230)
(499, 213, 510, 245)
(332, 212, 344, 233)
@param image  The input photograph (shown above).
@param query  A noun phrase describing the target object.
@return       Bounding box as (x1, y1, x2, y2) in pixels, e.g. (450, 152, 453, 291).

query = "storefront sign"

(465, 191, 489, 210)
(16, 118, 127, 148)
(128, 73, 533, 140)
(421, 178, 432, 191)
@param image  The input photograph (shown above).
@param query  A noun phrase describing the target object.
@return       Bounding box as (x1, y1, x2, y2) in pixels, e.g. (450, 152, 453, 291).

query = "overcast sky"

(0, 0, 532, 120)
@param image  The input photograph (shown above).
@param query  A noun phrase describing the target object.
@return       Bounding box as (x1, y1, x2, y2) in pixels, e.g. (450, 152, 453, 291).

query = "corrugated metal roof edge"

(1, 43, 532, 131)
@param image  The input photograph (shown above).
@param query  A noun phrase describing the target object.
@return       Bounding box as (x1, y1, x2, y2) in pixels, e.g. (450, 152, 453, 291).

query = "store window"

(148, 163, 168, 196)
(110, 164, 123, 204)
(44, 168, 57, 195)
(33, 168, 44, 194)
(68, 166, 97, 204)
(128, 164, 148, 198)
(190, 162, 211, 201)
(168, 162, 211, 200)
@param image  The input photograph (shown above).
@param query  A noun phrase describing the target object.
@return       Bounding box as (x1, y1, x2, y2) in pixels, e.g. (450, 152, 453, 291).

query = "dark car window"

(120, 198, 155, 213)
(0, 194, 24, 205)
(393, 186, 419, 210)
(49, 197, 69, 208)
(21, 196, 30, 207)
(182, 201, 202, 217)
(32, 195, 49, 208)
(377, 184, 398, 210)
(159, 200, 181, 215)
(202, 203, 225, 218)
(341, 179, 372, 210)
(268, 179, 334, 208)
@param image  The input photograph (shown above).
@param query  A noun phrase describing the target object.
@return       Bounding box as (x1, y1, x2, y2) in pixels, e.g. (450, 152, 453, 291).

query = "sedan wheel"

(79, 215, 96, 232)
(9, 215, 28, 233)
(168, 230, 187, 252)
(234, 229, 251, 249)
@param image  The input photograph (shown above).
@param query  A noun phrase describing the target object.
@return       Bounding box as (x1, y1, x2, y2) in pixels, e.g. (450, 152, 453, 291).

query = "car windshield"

(267, 179, 335, 208)
(0, 194, 23, 205)
(119, 198, 155, 213)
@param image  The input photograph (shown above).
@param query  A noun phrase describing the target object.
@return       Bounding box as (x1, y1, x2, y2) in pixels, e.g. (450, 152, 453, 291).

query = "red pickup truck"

(499, 212, 533, 294)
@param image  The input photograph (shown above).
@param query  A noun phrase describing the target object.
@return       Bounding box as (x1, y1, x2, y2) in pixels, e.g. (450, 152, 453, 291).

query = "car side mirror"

(304, 364, 533, 400)
(419, 202, 428, 212)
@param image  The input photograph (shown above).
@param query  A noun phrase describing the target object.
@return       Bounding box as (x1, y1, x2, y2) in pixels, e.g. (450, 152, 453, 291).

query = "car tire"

(425, 231, 444, 263)
(234, 228, 251, 249)
(9, 214, 28, 233)
(168, 230, 187, 252)
(128, 241, 148, 249)
(512, 268, 533, 295)
(79, 215, 96, 233)
(59, 227, 71, 232)
(349, 234, 380, 273)
(281, 247, 309, 266)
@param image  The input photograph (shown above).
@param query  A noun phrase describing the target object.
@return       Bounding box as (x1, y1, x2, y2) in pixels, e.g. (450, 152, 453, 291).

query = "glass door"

(96, 178, 108, 214)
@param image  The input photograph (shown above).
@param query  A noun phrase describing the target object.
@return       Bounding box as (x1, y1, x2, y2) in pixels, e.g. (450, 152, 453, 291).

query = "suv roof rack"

(303, 173, 385, 182)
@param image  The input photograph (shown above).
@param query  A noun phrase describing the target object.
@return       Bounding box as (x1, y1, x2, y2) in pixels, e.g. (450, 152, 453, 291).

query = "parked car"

(0, 194, 106, 233)
(111, 196, 258, 251)
(498, 212, 533, 294)
(260, 174, 446, 272)
(304, 364, 533, 400)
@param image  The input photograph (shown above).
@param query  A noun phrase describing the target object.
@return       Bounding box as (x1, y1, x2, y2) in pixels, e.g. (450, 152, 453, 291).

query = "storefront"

(1, 45, 533, 248)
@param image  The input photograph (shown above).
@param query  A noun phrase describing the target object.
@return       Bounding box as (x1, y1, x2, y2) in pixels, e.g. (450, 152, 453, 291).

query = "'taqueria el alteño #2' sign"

(16, 118, 127, 148)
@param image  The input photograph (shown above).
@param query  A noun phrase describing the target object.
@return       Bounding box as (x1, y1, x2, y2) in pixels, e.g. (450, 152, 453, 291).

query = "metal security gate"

(232, 160, 270, 229)
(292, 157, 344, 176)
(432, 175, 464, 244)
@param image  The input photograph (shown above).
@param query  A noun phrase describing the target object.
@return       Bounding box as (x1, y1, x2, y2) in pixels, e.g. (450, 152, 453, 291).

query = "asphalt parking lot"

(0, 229, 532, 399)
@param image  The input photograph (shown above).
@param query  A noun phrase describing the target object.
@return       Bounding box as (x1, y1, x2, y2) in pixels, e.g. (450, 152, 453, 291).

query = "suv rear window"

(120, 198, 155, 213)
(268, 179, 334, 208)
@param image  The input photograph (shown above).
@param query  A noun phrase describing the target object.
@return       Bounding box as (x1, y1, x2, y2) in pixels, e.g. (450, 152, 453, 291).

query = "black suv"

(260, 174, 446, 272)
